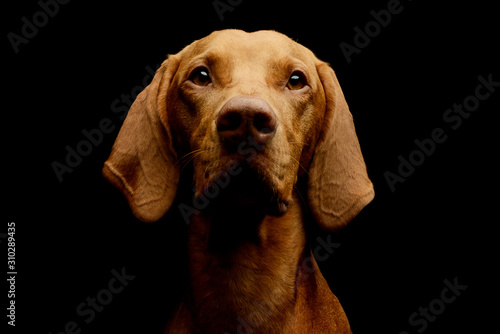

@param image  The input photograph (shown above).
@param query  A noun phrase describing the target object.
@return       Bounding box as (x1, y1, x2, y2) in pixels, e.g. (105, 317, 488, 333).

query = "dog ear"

(103, 56, 180, 222)
(308, 63, 374, 231)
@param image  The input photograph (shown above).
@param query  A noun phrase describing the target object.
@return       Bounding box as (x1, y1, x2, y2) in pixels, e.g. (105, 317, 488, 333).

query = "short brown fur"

(103, 29, 374, 333)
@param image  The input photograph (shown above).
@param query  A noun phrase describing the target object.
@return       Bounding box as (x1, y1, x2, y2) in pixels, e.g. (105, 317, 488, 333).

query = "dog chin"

(195, 163, 290, 216)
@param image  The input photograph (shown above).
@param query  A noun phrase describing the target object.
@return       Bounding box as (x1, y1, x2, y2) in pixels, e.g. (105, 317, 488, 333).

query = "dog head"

(103, 29, 374, 230)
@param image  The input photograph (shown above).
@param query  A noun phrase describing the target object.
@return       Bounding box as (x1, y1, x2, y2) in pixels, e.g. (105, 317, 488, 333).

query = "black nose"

(216, 97, 278, 147)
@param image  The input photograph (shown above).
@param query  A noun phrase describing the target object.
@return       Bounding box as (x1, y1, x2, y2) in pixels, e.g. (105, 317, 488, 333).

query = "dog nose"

(216, 97, 278, 147)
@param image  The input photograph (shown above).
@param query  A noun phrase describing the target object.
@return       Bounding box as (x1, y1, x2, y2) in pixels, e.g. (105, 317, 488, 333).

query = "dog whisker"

(289, 155, 310, 177)
(177, 149, 206, 172)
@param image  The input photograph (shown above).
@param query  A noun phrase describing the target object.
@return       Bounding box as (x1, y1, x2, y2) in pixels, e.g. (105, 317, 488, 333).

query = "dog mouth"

(194, 160, 290, 216)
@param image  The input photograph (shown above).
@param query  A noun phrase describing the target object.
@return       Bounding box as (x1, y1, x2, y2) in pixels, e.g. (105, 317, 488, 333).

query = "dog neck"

(185, 193, 307, 334)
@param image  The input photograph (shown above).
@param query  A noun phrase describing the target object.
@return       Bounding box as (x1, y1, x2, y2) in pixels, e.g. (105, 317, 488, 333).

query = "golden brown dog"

(103, 29, 374, 333)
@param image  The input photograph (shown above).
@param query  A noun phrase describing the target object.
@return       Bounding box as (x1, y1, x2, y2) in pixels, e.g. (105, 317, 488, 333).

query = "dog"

(103, 29, 374, 333)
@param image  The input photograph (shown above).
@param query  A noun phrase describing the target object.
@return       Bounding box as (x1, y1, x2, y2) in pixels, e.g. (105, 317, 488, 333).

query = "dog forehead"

(207, 29, 293, 50)
(179, 29, 317, 68)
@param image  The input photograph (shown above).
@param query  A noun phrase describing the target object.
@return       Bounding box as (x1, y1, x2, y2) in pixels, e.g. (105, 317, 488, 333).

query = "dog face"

(103, 29, 374, 229)
(167, 30, 326, 215)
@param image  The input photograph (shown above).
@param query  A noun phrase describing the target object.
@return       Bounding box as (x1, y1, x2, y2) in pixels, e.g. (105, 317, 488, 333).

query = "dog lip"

(265, 196, 290, 216)
(196, 161, 289, 216)
(223, 166, 290, 216)
(277, 199, 289, 214)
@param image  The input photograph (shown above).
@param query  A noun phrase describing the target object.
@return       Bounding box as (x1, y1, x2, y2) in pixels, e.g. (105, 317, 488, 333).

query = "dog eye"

(190, 67, 212, 86)
(287, 71, 307, 90)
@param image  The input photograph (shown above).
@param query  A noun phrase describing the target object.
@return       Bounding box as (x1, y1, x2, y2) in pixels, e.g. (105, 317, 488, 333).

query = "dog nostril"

(247, 109, 277, 146)
(253, 112, 276, 134)
(217, 111, 242, 132)
(217, 110, 246, 145)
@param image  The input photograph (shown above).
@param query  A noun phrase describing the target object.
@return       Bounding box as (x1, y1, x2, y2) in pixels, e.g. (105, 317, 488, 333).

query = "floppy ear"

(102, 56, 180, 222)
(308, 63, 374, 231)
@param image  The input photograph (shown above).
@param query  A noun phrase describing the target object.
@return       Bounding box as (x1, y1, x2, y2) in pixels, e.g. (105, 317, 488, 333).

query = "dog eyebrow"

(189, 53, 213, 64)
(183, 52, 234, 80)
(265, 57, 310, 86)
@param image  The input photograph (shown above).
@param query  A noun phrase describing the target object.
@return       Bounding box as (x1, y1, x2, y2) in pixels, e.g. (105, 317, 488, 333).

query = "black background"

(4, 0, 498, 333)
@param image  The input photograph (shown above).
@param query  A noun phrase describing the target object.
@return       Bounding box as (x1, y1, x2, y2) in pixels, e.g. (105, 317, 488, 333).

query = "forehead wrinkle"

(186, 51, 232, 69)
